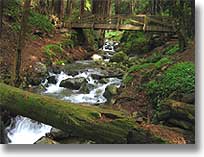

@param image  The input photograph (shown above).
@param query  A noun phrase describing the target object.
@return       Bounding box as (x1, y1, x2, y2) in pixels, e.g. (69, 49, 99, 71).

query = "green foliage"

(11, 22, 21, 32)
(105, 31, 123, 41)
(122, 74, 134, 84)
(123, 57, 172, 84)
(120, 31, 149, 55)
(165, 44, 180, 55)
(55, 60, 65, 66)
(154, 57, 172, 68)
(146, 52, 162, 63)
(61, 33, 75, 48)
(29, 11, 54, 32)
(128, 63, 153, 73)
(146, 62, 195, 106)
(44, 44, 63, 57)
(110, 51, 128, 63)
(3, 0, 22, 21)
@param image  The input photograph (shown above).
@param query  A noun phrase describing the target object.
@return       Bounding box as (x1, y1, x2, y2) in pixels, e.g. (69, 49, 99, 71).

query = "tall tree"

(0, 0, 3, 38)
(66, 0, 73, 17)
(80, 0, 85, 17)
(14, 0, 31, 86)
(38, 0, 47, 15)
(54, 0, 64, 20)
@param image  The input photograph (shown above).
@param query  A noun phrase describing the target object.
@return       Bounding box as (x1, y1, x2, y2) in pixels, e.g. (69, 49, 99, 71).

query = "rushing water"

(6, 40, 120, 144)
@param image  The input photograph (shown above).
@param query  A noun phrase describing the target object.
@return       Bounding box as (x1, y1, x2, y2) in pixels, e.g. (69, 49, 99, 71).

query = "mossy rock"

(103, 85, 118, 104)
(110, 51, 128, 63)
(34, 136, 59, 144)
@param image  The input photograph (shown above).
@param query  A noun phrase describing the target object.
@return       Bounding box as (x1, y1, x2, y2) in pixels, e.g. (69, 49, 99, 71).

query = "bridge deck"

(71, 23, 174, 32)
(67, 15, 176, 33)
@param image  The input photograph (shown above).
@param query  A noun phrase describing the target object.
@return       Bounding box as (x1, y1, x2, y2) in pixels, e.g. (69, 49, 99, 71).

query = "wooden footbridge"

(66, 15, 176, 33)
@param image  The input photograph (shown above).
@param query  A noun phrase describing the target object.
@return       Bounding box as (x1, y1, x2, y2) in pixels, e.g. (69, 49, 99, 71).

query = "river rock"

(103, 85, 118, 104)
(26, 62, 48, 86)
(110, 51, 128, 63)
(34, 136, 59, 144)
(59, 77, 88, 90)
(0, 117, 10, 144)
(47, 128, 70, 140)
(47, 76, 57, 84)
(91, 54, 103, 62)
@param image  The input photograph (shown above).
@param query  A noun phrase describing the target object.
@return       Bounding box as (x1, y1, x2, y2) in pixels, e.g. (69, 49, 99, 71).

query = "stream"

(6, 40, 121, 144)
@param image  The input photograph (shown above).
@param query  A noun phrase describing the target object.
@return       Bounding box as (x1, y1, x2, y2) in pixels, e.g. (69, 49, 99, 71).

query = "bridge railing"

(67, 14, 176, 32)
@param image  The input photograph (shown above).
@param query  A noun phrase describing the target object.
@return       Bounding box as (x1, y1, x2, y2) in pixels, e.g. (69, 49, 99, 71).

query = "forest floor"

(0, 27, 90, 84)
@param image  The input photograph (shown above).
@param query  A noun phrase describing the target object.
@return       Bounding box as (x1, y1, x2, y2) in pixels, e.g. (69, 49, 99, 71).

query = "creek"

(6, 40, 121, 144)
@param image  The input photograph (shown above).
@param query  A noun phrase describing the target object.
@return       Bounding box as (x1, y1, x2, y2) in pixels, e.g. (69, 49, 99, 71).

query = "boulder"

(26, 62, 48, 86)
(103, 85, 118, 104)
(91, 54, 103, 62)
(34, 136, 59, 144)
(59, 77, 88, 90)
(47, 128, 70, 140)
(110, 51, 128, 63)
(47, 76, 57, 84)
(0, 118, 10, 144)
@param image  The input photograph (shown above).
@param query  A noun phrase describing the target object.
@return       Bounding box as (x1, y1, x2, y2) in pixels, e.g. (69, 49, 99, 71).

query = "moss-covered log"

(156, 99, 195, 130)
(0, 83, 166, 143)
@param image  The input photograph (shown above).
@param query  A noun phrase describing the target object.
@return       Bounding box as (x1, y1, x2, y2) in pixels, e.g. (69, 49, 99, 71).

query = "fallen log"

(0, 83, 166, 144)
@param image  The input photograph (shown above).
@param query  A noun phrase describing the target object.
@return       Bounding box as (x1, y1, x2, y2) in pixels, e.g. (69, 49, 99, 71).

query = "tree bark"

(0, 0, 3, 38)
(66, 0, 73, 17)
(14, 0, 31, 87)
(0, 83, 166, 144)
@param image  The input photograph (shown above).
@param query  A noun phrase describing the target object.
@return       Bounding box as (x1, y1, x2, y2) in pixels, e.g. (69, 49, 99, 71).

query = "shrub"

(120, 31, 149, 55)
(165, 44, 180, 55)
(146, 62, 195, 106)
(29, 11, 54, 32)
(154, 57, 172, 68)
(44, 44, 63, 57)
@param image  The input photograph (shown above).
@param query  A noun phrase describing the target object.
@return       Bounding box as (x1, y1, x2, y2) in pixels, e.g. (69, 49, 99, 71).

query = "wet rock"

(47, 128, 70, 140)
(99, 78, 109, 84)
(51, 65, 61, 74)
(91, 54, 103, 62)
(79, 83, 90, 94)
(34, 136, 59, 144)
(59, 77, 88, 90)
(0, 117, 10, 144)
(47, 76, 57, 84)
(26, 62, 48, 86)
(110, 51, 128, 63)
(103, 85, 118, 104)
(91, 74, 103, 80)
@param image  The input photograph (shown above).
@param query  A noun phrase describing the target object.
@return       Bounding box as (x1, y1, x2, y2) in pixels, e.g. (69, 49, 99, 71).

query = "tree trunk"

(115, 0, 120, 15)
(80, 0, 85, 17)
(0, 0, 3, 38)
(0, 83, 166, 144)
(14, 0, 31, 87)
(66, 0, 72, 17)
(54, 0, 64, 20)
(38, 0, 47, 14)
